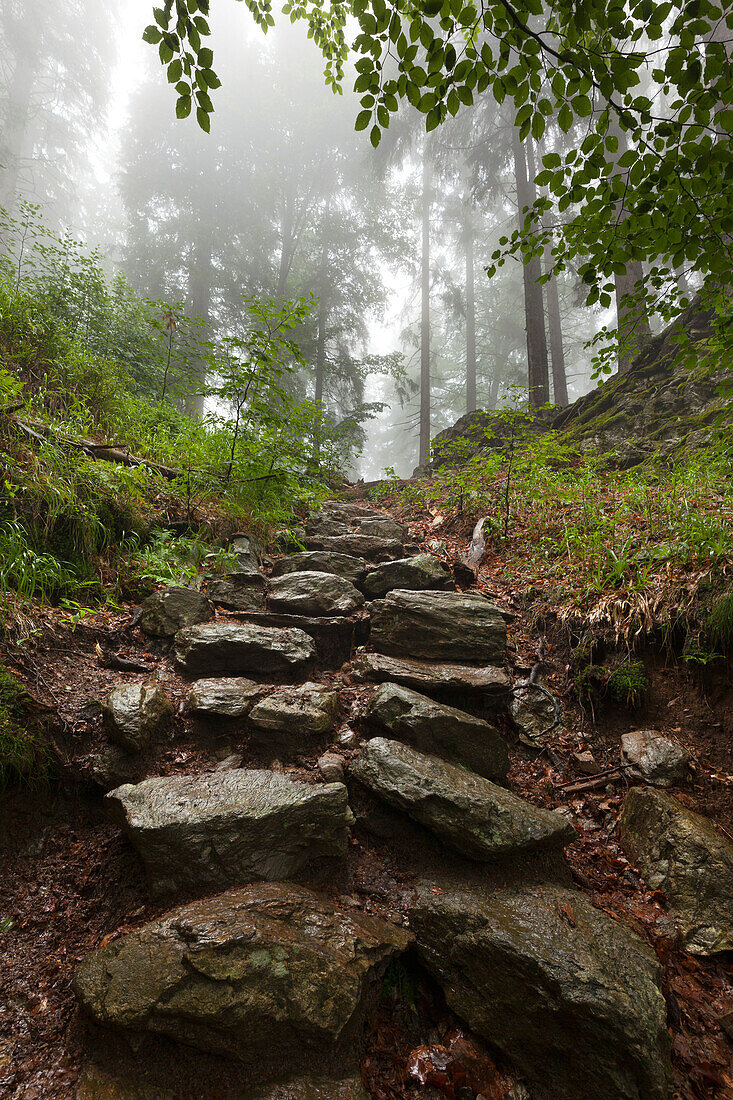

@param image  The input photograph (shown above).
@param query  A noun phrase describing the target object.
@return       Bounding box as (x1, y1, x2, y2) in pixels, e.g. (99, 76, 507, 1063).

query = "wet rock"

(349, 652, 511, 701)
(322, 501, 383, 521)
(365, 683, 508, 781)
(268, 571, 365, 617)
(573, 750, 600, 775)
(107, 769, 351, 898)
(74, 882, 411, 1067)
(621, 730, 690, 787)
(244, 1077, 369, 1100)
(206, 573, 267, 612)
(186, 677, 263, 718)
(249, 683, 339, 741)
(370, 590, 506, 664)
(318, 752, 346, 783)
(231, 534, 262, 577)
(305, 515, 351, 537)
(361, 554, 452, 599)
(336, 728, 359, 750)
(270, 551, 368, 587)
(350, 738, 574, 860)
(410, 879, 670, 1100)
(312, 534, 403, 561)
(139, 586, 214, 638)
(620, 786, 733, 954)
(357, 517, 406, 541)
(88, 746, 138, 791)
(509, 683, 561, 742)
(175, 622, 316, 678)
(103, 683, 174, 754)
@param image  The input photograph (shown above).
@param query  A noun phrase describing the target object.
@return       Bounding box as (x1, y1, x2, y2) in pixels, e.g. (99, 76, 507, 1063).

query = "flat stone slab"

(249, 683, 339, 741)
(139, 586, 214, 637)
(175, 622, 316, 678)
(74, 882, 411, 1068)
(361, 554, 452, 599)
(370, 590, 506, 664)
(311, 534, 403, 561)
(621, 730, 690, 787)
(268, 571, 365, 617)
(107, 769, 351, 898)
(356, 517, 406, 541)
(271, 551, 368, 587)
(365, 683, 508, 781)
(620, 786, 733, 954)
(187, 677, 264, 718)
(350, 738, 574, 860)
(349, 652, 511, 700)
(411, 880, 670, 1100)
(103, 683, 173, 754)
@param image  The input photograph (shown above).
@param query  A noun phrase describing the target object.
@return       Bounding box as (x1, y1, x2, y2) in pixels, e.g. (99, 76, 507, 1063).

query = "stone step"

(348, 651, 511, 704)
(361, 553, 452, 599)
(268, 570, 365, 617)
(107, 769, 352, 898)
(248, 682, 339, 745)
(204, 572, 267, 612)
(74, 882, 411, 1075)
(186, 676, 265, 718)
(364, 682, 508, 781)
(370, 589, 506, 664)
(350, 737, 574, 860)
(620, 785, 733, 954)
(175, 621, 316, 678)
(307, 533, 404, 561)
(140, 585, 214, 638)
(410, 879, 670, 1100)
(229, 610, 368, 669)
(270, 550, 368, 587)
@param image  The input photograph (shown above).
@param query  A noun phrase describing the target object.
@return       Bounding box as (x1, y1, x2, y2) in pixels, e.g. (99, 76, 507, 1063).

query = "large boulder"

(103, 683, 173, 754)
(361, 554, 452, 599)
(410, 879, 670, 1100)
(270, 551, 368, 587)
(350, 738, 574, 860)
(370, 590, 506, 664)
(304, 515, 351, 537)
(175, 622, 316, 678)
(621, 730, 690, 787)
(321, 501, 383, 522)
(206, 573, 267, 612)
(107, 769, 351, 898)
(268, 572, 365, 617)
(249, 683, 339, 742)
(230, 534, 262, 577)
(365, 683, 508, 781)
(74, 883, 411, 1070)
(312, 535, 403, 561)
(139, 586, 214, 638)
(619, 786, 733, 954)
(187, 677, 264, 718)
(349, 652, 511, 701)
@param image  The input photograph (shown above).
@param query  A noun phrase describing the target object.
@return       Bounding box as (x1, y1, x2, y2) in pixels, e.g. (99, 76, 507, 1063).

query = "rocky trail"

(1, 498, 733, 1099)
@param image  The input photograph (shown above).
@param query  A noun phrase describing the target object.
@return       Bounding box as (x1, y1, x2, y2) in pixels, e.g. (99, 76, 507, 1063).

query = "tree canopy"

(144, 0, 733, 367)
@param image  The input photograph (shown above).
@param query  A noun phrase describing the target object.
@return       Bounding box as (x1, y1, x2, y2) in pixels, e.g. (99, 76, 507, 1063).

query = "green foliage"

(133, 529, 239, 586)
(705, 590, 733, 653)
(0, 664, 50, 791)
(606, 661, 649, 709)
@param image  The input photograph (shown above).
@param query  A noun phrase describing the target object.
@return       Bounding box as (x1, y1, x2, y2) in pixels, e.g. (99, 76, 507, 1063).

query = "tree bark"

(0, 27, 41, 215)
(512, 131, 549, 407)
(185, 231, 212, 416)
(313, 264, 327, 467)
(419, 145, 431, 466)
(465, 208, 477, 414)
(527, 138, 568, 407)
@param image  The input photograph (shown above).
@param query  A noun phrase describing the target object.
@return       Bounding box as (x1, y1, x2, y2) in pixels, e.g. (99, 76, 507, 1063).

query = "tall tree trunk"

(527, 138, 568, 407)
(0, 43, 41, 214)
(419, 145, 431, 465)
(465, 208, 477, 414)
(276, 187, 296, 299)
(512, 131, 549, 407)
(185, 231, 212, 417)
(607, 114, 652, 373)
(313, 262, 327, 468)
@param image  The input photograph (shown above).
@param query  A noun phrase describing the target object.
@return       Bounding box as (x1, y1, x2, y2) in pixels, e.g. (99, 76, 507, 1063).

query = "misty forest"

(0, 0, 732, 1096)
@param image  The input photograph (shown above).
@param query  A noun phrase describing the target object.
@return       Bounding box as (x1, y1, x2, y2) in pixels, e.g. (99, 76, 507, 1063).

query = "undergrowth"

(0, 664, 49, 790)
(378, 424, 733, 646)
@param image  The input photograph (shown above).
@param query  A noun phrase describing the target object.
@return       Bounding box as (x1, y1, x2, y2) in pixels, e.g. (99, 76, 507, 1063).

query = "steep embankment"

(432, 296, 732, 470)
(1, 495, 732, 1098)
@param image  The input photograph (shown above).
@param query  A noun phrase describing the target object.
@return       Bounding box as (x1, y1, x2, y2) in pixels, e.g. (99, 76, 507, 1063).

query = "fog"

(0, 0, 603, 479)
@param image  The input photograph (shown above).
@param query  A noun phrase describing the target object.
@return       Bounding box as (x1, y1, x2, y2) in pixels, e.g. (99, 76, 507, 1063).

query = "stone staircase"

(74, 499, 681, 1099)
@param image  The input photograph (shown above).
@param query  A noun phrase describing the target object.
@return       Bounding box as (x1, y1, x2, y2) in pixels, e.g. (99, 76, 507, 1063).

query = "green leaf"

(142, 25, 163, 44)
(198, 47, 214, 67)
(176, 94, 192, 118)
(167, 59, 183, 83)
(355, 109, 371, 130)
(196, 106, 211, 132)
(370, 124, 381, 147)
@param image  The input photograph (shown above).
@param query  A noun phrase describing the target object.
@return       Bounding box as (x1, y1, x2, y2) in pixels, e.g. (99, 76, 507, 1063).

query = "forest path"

(1, 495, 732, 1098)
